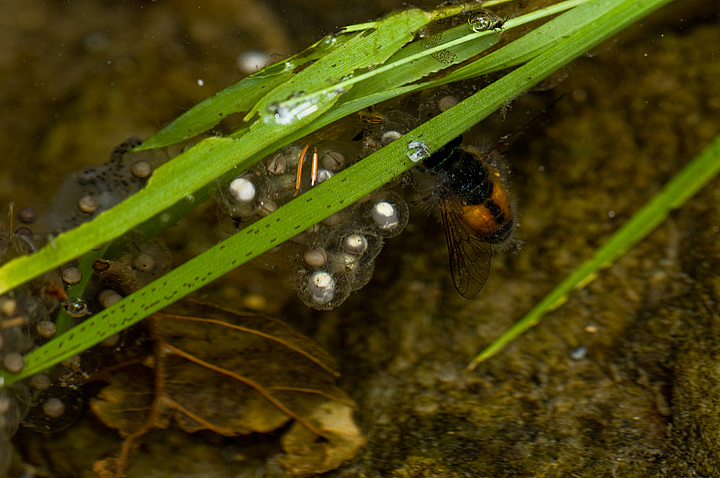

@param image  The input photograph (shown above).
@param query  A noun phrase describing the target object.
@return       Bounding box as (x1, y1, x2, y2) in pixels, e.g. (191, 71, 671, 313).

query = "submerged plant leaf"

(90, 300, 363, 477)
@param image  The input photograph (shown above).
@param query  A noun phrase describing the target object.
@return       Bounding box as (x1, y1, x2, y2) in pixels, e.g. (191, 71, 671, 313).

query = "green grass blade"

(1, 0, 677, 387)
(0, 3, 583, 296)
(135, 35, 355, 150)
(468, 133, 720, 370)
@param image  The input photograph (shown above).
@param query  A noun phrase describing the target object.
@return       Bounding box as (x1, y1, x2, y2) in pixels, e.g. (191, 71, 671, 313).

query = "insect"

(420, 135, 516, 298)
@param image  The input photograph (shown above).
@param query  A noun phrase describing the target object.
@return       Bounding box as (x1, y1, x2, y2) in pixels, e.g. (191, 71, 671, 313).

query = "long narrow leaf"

(467, 132, 720, 370)
(0, 0, 677, 386)
(0, 2, 583, 296)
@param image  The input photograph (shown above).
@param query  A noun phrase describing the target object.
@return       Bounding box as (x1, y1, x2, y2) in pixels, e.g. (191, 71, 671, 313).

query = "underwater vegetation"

(2, 0, 720, 476)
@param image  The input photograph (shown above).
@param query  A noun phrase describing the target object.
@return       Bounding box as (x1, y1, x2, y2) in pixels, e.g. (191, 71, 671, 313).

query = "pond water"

(1, 0, 719, 476)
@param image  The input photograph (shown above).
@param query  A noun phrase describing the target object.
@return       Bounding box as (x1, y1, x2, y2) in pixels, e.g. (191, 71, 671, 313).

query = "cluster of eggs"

(0, 139, 174, 470)
(40, 136, 167, 233)
(213, 85, 480, 309)
(0, 84, 473, 460)
(216, 138, 411, 309)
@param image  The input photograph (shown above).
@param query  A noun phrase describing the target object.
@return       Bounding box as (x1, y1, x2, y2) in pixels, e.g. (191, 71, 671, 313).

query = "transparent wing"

(440, 196, 492, 299)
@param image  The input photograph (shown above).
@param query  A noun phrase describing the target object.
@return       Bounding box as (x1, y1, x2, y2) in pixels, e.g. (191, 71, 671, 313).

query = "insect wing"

(440, 196, 491, 298)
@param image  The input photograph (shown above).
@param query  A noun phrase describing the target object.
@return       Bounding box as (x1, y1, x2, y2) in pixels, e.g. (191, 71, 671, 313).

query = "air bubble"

(308, 271, 336, 305)
(407, 140, 431, 163)
(63, 298, 89, 318)
(469, 11, 504, 32)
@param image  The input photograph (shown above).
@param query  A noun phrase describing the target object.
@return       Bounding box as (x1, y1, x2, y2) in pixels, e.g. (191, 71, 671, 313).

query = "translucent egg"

(237, 50, 271, 74)
(372, 201, 399, 231)
(438, 95, 459, 112)
(316, 169, 334, 184)
(303, 246, 327, 268)
(42, 397, 66, 419)
(308, 271, 336, 305)
(36, 320, 57, 339)
(319, 149, 346, 172)
(77, 195, 99, 214)
(229, 177, 257, 203)
(381, 131, 403, 146)
(61, 267, 82, 285)
(130, 160, 153, 178)
(2, 352, 24, 374)
(133, 253, 156, 272)
(342, 233, 368, 255)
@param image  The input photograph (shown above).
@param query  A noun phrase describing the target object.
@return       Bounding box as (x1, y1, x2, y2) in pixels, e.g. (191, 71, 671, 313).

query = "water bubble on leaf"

(269, 95, 322, 126)
(469, 11, 505, 33)
(63, 298, 89, 318)
(407, 140, 431, 162)
(317, 34, 338, 50)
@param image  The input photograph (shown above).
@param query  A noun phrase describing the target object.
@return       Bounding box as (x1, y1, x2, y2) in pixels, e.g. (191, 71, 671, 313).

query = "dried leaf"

(90, 300, 363, 477)
(279, 400, 366, 477)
